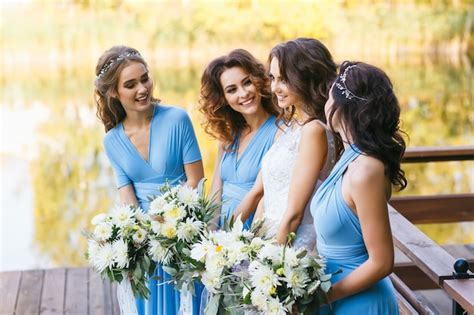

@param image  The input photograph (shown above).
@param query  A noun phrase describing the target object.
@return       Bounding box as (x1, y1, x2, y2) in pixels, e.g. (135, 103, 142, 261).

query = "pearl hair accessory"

(96, 51, 141, 80)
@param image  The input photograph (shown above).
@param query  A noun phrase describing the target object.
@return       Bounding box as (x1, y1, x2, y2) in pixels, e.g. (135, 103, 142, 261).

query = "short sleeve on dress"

(179, 111, 202, 164)
(103, 135, 132, 188)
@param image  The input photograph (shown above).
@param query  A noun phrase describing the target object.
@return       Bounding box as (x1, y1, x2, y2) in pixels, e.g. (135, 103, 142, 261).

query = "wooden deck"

(1, 243, 471, 315)
(0, 267, 120, 314)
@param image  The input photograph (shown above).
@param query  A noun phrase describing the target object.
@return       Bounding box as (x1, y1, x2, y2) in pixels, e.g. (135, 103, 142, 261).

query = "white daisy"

(176, 185, 199, 207)
(113, 238, 129, 269)
(91, 213, 108, 225)
(93, 223, 112, 241)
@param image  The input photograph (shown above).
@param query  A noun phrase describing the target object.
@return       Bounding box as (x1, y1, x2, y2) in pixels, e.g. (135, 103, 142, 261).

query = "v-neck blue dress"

(310, 145, 398, 315)
(219, 115, 278, 229)
(103, 104, 203, 315)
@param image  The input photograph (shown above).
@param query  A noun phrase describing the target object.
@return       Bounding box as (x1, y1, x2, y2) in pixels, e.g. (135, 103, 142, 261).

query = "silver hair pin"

(96, 51, 141, 80)
(335, 65, 367, 101)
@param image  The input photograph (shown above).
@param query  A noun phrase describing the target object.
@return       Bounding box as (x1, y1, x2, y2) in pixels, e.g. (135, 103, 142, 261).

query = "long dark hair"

(199, 49, 279, 146)
(269, 38, 337, 124)
(94, 45, 159, 132)
(328, 61, 407, 189)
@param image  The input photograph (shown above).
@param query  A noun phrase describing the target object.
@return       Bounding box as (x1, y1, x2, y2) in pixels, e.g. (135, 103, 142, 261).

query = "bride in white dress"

(234, 38, 338, 251)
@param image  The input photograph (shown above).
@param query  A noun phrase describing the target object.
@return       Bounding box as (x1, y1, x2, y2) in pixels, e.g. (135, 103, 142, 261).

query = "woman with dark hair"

(94, 45, 204, 315)
(311, 61, 406, 314)
(234, 38, 337, 250)
(200, 49, 279, 229)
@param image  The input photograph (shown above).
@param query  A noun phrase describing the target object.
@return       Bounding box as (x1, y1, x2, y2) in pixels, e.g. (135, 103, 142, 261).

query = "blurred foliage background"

(1, 0, 473, 269)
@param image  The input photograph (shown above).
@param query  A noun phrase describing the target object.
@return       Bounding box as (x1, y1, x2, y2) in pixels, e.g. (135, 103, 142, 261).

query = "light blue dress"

(103, 104, 203, 315)
(219, 115, 278, 229)
(310, 145, 399, 315)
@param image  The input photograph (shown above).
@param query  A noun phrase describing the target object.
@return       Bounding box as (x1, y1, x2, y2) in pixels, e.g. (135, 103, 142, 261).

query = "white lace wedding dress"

(261, 121, 336, 251)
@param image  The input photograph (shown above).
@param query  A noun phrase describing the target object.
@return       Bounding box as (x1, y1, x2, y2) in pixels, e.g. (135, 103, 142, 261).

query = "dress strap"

(316, 144, 362, 195)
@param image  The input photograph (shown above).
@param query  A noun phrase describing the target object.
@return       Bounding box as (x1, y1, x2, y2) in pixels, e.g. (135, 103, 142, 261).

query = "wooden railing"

(390, 145, 474, 314)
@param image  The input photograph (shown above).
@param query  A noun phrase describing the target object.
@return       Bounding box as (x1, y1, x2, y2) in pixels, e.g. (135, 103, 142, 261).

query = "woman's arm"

(233, 171, 264, 222)
(118, 185, 139, 205)
(208, 144, 224, 228)
(328, 158, 394, 302)
(184, 160, 204, 188)
(275, 122, 327, 244)
(253, 194, 265, 221)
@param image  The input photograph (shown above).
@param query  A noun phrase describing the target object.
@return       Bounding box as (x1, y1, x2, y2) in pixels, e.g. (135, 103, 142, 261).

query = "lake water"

(1, 57, 473, 271)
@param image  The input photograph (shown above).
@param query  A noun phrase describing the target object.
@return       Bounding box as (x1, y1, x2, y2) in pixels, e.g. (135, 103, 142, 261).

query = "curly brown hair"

(94, 45, 159, 132)
(199, 49, 279, 146)
(269, 38, 337, 125)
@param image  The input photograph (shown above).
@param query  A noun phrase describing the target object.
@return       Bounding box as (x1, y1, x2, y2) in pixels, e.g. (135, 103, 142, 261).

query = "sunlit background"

(1, 0, 473, 272)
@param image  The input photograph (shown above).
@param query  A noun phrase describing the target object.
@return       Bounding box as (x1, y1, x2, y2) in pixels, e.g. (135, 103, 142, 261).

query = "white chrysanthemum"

(113, 238, 129, 269)
(93, 223, 112, 241)
(249, 237, 265, 251)
(266, 297, 287, 315)
(258, 243, 283, 264)
(283, 266, 309, 297)
(91, 213, 108, 226)
(92, 243, 115, 272)
(190, 239, 213, 262)
(112, 204, 135, 228)
(201, 267, 223, 293)
(176, 185, 199, 207)
(134, 209, 149, 224)
(149, 196, 167, 215)
(284, 247, 299, 268)
(161, 222, 177, 239)
(87, 240, 100, 261)
(149, 239, 172, 264)
(177, 218, 203, 242)
(163, 204, 186, 223)
(225, 240, 247, 266)
(132, 227, 147, 244)
(251, 290, 268, 311)
(249, 261, 281, 295)
(150, 221, 163, 234)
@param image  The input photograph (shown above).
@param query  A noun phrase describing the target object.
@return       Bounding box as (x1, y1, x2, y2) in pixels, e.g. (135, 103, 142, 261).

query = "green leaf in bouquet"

(296, 249, 307, 259)
(114, 271, 124, 283)
(133, 265, 143, 280)
(242, 291, 251, 305)
(307, 280, 320, 295)
(148, 259, 157, 275)
(300, 294, 314, 305)
(205, 293, 221, 315)
(143, 255, 151, 273)
(162, 266, 177, 276)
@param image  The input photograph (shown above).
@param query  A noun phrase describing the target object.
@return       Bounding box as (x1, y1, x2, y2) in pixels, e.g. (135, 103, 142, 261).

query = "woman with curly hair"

(200, 49, 279, 229)
(311, 61, 407, 314)
(234, 38, 337, 251)
(94, 45, 204, 315)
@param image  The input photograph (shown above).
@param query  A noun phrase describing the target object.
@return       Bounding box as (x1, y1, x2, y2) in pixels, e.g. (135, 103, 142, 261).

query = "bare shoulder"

(301, 119, 326, 136)
(348, 155, 386, 188)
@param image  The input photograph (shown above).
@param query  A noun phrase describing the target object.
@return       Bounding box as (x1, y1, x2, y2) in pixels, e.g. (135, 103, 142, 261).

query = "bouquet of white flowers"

(190, 217, 269, 315)
(243, 233, 332, 315)
(146, 181, 218, 294)
(85, 204, 156, 314)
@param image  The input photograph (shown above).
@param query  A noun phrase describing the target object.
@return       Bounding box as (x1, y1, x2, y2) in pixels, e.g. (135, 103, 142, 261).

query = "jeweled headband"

(334, 65, 367, 101)
(96, 51, 141, 80)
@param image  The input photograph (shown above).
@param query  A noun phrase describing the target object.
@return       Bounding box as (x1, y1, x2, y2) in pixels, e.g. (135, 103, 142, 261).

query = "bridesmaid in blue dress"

(199, 49, 279, 229)
(311, 61, 407, 314)
(94, 46, 204, 315)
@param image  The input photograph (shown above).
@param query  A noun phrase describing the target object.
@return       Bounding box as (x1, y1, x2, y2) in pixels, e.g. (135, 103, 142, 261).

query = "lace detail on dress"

(261, 121, 336, 251)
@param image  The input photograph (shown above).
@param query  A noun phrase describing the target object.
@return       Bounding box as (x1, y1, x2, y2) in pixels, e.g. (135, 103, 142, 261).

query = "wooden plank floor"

(0, 267, 120, 315)
(1, 243, 471, 315)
